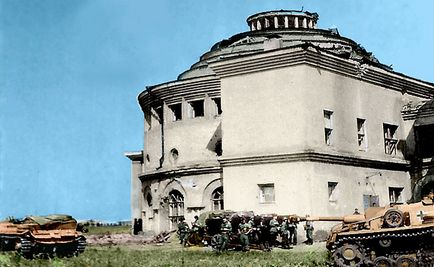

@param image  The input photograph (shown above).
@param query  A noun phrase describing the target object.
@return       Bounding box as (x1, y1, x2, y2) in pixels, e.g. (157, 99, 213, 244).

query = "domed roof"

(178, 10, 388, 80)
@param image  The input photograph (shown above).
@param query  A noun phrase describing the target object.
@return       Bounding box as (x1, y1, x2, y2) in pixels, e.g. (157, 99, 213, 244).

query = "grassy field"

(0, 242, 331, 267)
(84, 225, 131, 235)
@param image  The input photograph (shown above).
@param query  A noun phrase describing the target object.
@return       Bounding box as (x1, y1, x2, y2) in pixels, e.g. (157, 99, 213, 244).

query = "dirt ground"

(85, 231, 327, 254)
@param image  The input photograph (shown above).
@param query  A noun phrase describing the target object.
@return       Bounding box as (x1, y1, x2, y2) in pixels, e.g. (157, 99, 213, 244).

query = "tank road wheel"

(374, 256, 394, 267)
(379, 239, 392, 248)
(332, 244, 365, 267)
(383, 209, 404, 228)
(396, 256, 417, 267)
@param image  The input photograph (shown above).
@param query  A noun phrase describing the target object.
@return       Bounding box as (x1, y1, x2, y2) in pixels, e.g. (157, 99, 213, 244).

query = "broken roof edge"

(124, 151, 143, 161)
(137, 74, 219, 101)
(208, 42, 434, 91)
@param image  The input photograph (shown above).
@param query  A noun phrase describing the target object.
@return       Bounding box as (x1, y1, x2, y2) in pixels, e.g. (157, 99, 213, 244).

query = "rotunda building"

(126, 10, 434, 235)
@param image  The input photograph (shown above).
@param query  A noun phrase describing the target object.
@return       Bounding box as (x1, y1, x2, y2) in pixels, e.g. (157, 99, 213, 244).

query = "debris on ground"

(86, 230, 176, 246)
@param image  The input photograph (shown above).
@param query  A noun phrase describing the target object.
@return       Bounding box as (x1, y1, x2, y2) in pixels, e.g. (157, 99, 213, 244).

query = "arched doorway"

(168, 190, 184, 230)
(211, 186, 224, 211)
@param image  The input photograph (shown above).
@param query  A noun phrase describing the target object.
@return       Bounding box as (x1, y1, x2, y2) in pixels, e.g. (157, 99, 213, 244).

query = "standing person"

(191, 215, 200, 231)
(177, 217, 189, 245)
(239, 218, 251, 251)
(269, 216, 280, 247)
(304, 220, 314, 245)
(280, 218, 290, 249)
(220, 218, 232, 251)
(288, 217, 298, 245)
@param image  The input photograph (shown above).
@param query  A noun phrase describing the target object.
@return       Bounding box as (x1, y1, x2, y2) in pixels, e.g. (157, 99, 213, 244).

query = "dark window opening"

(416, 125, 434, 158)
(189, 100, 204, 118)
(383, 123, 398, 155)
(155, 106, 163, 123)
(328, 182, 338, 201)
(324, 110, 333, 145)
(357, 118, 367, 150)
(169, 103, 182, 121)
(388, 187, 403, 205)
(211, 187, 224, 211)
(212, 98, 222, 115)
(168, 190, 184, 229)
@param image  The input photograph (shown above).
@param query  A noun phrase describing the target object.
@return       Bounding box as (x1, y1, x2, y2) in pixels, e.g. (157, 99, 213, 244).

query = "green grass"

(83, 225, 131, 235)
(0, 243, 330, 267)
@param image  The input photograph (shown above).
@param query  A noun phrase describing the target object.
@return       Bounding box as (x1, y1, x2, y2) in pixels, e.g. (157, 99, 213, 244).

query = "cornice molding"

(209, 45, 434, 99)
(139, 165, 222, 181)
(218, 151, 410, 171)
(401, 100, 434, 121)
(138, 76, 221, 109)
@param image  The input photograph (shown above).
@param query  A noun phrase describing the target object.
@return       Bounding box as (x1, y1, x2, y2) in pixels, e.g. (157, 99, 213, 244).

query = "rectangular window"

(168, 103, 182, 121)
(258, 184, 275, 203)
(328, 182, 338, 201)
(389, 187, 404, 204)
(212, 98, 222, 116)
(324, 110, 333, 145)
(363, 194, 379, 210)
(383, 123, 398, 155)
(357, 118, 367, 150)
(188, 100, 204, 118)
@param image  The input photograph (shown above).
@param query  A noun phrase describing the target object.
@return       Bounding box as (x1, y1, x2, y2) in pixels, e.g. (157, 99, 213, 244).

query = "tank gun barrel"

(304, 216, 344, 221)
(288, 214, 365, 223)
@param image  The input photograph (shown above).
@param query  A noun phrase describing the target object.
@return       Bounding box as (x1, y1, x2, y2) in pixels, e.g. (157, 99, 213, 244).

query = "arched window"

(168, 190, 184, 226)
(211, 187, 224, 211)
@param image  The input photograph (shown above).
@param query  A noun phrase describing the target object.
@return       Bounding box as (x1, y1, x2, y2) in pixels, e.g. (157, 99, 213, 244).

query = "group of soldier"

(177, 214, 315, 252)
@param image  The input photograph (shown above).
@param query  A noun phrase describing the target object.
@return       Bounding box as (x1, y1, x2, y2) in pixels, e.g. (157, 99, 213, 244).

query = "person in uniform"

(269, 216, 280, 247)
(177, 217, 189, 245)
(288, 217, 298, 245)
(220, 217, 232, 251)
(304, 220, 314, 245)
(280, 218, 290, 249)
(239, 218, 251, 251)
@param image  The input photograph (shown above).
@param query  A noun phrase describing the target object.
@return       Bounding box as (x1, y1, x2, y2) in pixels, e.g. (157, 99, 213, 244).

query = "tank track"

(331, 227, 434, 266)
(76, 236, 87, 255)
(19, 237, 33, 258)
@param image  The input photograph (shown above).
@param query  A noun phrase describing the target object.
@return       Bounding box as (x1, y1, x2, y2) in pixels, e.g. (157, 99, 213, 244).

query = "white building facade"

(126, 10, 434, 235)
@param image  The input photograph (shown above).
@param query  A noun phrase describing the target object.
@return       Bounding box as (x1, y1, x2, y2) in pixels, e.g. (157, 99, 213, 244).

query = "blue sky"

(1, 1, 433, 221)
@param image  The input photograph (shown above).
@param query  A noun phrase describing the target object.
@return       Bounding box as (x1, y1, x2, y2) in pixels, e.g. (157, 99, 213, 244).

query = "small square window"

(258, 184, 275, 203)
(188, 100, 204, 118)
(363, 194, 379, 210)
(168, 103, 182, 121)
(389, 187, 403, 204)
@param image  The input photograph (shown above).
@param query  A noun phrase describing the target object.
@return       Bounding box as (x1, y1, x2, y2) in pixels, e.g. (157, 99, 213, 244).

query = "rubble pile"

(86, 230, 176, 246)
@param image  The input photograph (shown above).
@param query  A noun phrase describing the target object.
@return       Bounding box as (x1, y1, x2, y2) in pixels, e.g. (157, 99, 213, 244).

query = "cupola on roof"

(175, 10, 387, 81)
(247, 10, 319, 31)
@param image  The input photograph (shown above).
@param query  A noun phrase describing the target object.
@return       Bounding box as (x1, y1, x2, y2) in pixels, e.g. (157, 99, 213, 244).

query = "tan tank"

(293, 198, 434, 267)
(0, 214, 86, 258)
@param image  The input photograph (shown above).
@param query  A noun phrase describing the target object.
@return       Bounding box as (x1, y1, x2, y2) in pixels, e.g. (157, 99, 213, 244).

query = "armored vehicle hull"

(321, 200, 434, 266)
(0, 214, 86, 258)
